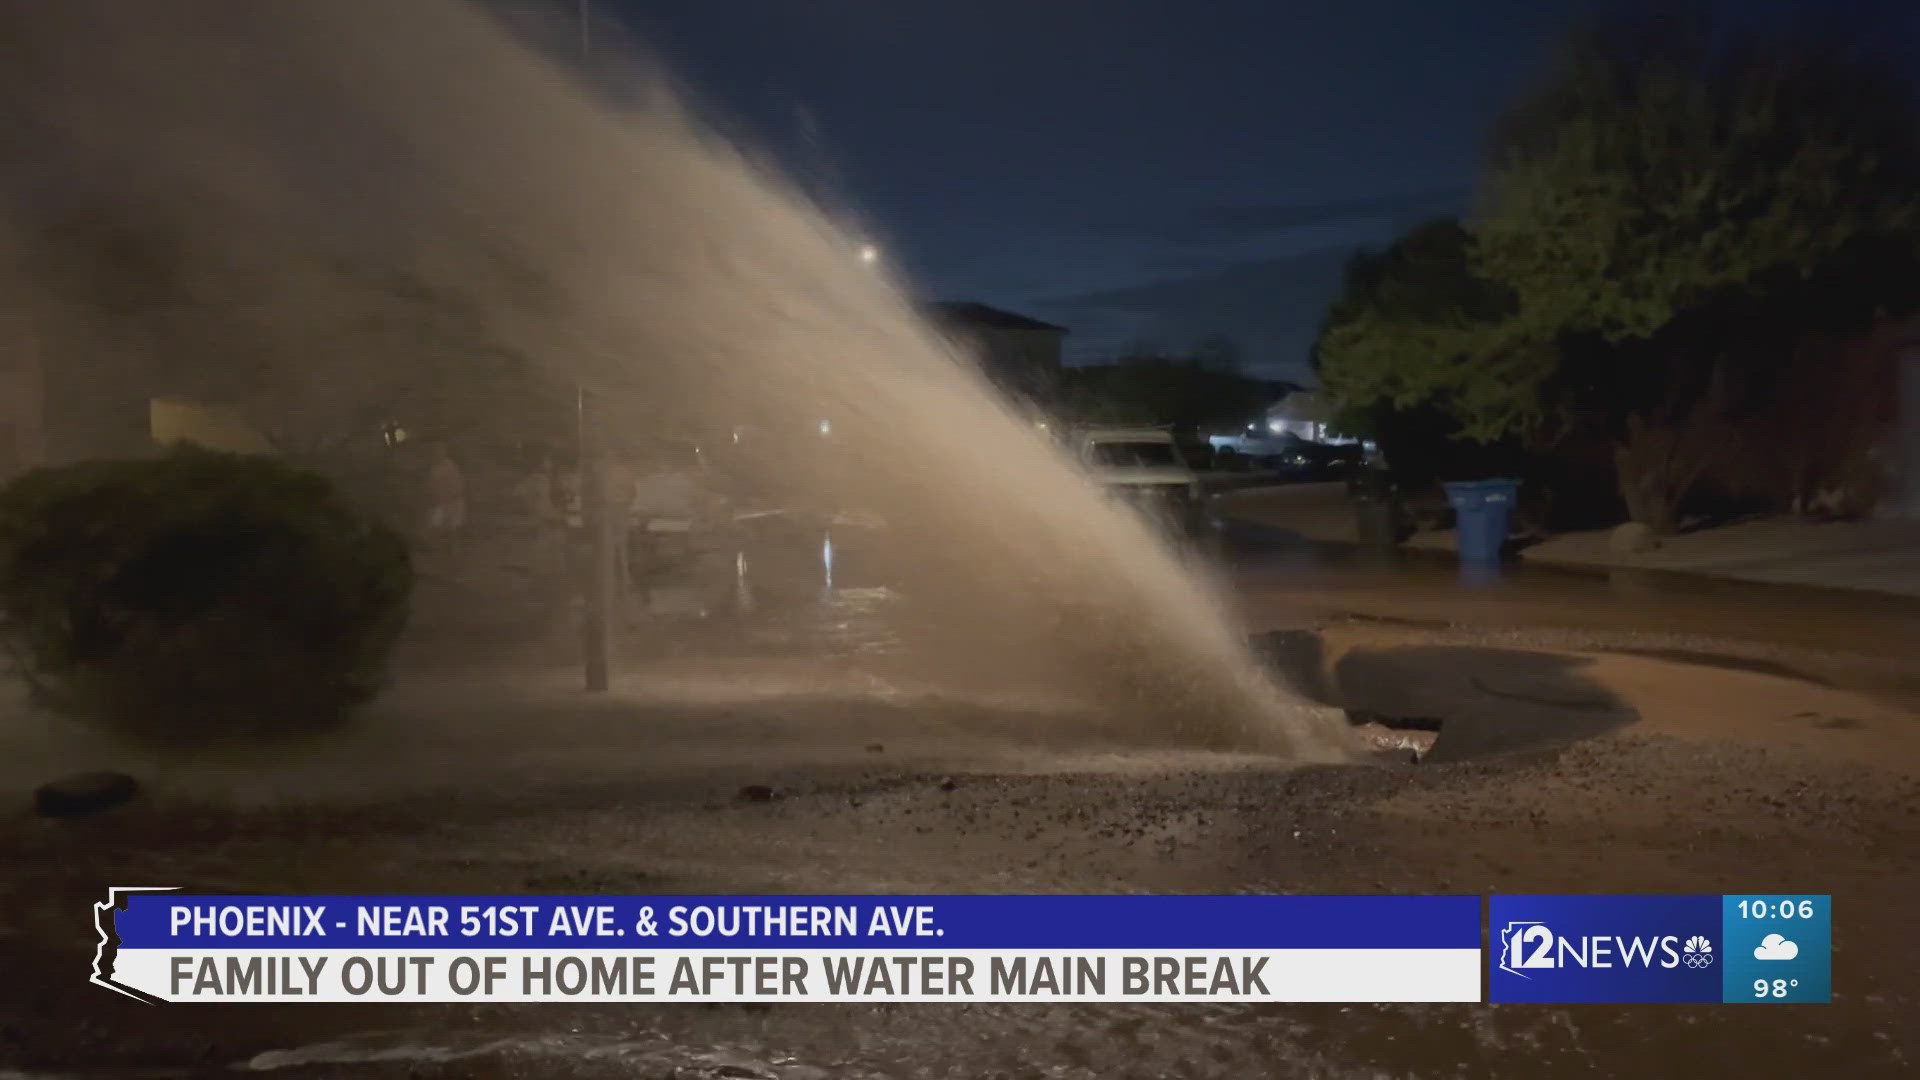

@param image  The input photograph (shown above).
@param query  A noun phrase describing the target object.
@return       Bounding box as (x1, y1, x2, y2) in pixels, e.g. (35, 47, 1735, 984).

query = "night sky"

(607, 0, 1909, 382)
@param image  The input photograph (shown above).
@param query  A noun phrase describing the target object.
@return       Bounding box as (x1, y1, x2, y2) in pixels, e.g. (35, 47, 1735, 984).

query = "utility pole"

(577, 0, 615, 692)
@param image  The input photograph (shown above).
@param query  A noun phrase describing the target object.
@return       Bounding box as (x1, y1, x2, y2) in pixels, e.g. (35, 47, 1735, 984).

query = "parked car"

(1072, 426, 1207, 533)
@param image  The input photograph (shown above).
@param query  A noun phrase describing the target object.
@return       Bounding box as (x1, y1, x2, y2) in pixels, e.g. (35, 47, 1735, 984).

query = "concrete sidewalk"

(1213, 481, 1920, 599)
(1522, 517, 1920, 599)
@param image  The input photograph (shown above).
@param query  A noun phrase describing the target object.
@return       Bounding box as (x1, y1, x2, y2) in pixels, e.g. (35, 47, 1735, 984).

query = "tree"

(1320, 12, 1920, 531)
(1464, 10, 1920, 529)
(1314, 218, 1518, 435)
(1483, 10, 1920, 345)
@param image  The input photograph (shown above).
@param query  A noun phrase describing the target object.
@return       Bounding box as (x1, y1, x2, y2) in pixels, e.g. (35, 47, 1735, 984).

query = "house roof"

(925, 301, 1067, 334)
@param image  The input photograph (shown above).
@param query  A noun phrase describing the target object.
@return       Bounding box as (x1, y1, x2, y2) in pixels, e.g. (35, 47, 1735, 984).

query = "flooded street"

(5, 514, 1918, 1078)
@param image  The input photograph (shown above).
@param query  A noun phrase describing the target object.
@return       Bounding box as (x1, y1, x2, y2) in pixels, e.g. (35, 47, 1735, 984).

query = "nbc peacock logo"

(1680, 935, 1714, 969)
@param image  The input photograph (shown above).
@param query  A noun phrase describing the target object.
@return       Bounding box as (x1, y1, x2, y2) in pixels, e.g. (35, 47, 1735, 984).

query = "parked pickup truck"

(1071, 426, 1207, 533)
(1207, 431, 1299, 463)
(1208, 431, 1365, 477)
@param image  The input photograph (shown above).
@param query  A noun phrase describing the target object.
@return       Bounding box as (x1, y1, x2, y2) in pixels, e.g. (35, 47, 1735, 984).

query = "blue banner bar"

(115, 894, 1482, 951)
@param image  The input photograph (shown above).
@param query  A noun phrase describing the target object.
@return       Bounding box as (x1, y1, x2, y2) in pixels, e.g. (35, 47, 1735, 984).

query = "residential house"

(0, 334, 159, 476)
(923, 301, 1067, 402)
(0, 342, 271, 480)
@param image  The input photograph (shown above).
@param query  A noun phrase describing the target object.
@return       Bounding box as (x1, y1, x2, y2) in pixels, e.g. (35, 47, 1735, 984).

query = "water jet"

(0, 0, 1352, 761)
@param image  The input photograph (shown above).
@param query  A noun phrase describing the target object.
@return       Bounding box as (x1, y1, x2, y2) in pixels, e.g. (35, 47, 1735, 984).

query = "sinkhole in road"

(1249, 630, 1638, 764)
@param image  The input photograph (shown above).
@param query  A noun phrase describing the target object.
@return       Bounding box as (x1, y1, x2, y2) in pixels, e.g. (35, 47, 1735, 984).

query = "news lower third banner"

(94, 892, 1482, 1004)
(91, 891, 1832, 1004)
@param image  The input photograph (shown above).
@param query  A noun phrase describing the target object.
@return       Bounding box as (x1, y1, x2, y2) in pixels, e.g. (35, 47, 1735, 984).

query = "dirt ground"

(3, 570, 1918, 1078)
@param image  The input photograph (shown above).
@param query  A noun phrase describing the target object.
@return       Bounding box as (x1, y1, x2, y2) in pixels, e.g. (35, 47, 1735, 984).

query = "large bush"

(0, 447, 412, 747)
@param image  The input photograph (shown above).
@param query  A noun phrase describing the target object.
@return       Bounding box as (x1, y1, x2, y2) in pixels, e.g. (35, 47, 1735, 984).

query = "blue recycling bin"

(1443, 478, 1521, 565)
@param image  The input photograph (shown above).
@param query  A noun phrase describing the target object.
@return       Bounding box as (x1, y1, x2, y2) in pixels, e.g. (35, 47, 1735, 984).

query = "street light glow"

(858, 243, 879, 265)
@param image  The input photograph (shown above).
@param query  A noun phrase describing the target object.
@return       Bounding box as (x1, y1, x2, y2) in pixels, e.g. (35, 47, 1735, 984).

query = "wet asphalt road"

(2, 506, 1917, 1078)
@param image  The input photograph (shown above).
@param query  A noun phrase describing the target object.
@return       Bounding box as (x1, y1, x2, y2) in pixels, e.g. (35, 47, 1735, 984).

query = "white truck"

(1207, 430, 1302, 463)
(1068, 426, 1207, 533)
(1208, 430, 1370, 476)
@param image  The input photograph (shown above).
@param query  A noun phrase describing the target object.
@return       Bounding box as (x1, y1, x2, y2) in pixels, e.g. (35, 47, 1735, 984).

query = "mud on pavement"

(3, 653, 1917, 1078)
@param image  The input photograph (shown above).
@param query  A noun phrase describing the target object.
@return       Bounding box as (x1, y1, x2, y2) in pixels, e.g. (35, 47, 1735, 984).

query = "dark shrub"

(0, 447, 411, 747)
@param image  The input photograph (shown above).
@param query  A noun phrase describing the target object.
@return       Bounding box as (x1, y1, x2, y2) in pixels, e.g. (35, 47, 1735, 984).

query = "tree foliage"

(1482, 12, 1920, 342)
(1314, 219, 1520, 437)
(1323, 14, 1920, 442)
(1315, 8, 1920, 528)
(1468, 12, 1920, 434)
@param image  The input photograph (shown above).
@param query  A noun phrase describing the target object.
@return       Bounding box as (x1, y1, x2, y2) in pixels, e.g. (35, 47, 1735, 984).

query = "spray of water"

(0, 1, 1352, 760)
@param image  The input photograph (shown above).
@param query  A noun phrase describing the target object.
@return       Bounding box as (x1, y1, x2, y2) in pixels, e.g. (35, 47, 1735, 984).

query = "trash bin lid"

(1441, 478, 1521, 493)
(1442, 478, 1521, 507)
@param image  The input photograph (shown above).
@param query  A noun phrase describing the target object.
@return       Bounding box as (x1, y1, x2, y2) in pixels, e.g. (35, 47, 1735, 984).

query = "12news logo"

(1499, 922, 1717, 978)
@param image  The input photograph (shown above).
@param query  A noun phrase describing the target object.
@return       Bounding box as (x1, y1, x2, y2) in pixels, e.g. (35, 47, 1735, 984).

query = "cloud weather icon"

(1754, 934, 1800, 961)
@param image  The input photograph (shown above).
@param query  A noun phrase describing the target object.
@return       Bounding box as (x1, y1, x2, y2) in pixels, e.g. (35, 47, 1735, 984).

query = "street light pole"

(577, 0, 615, 692)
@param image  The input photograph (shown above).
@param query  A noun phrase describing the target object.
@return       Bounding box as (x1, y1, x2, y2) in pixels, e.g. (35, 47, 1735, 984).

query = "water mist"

(0, 0, 1352, 761)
